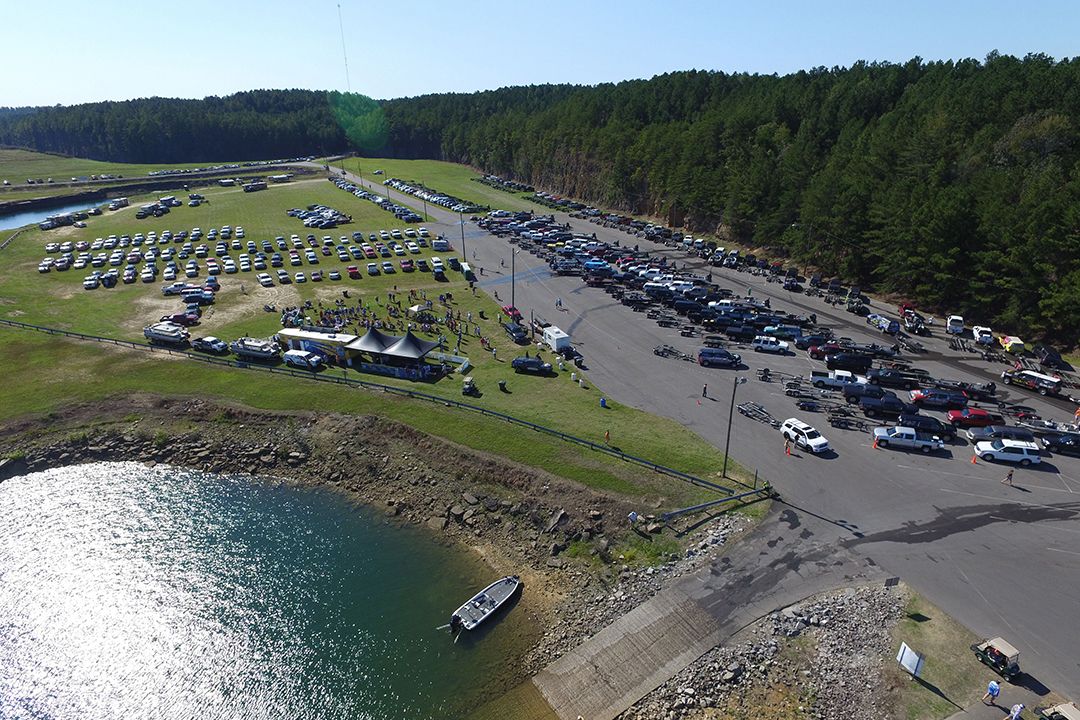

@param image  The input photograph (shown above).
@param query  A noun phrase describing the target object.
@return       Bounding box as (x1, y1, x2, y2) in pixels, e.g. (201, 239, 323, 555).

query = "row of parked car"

(332, 178, 423, 223)
(382, 177, 486, 214)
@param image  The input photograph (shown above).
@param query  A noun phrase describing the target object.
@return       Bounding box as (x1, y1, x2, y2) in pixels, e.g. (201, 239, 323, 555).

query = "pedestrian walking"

(982, 680, 1001, 705)
(1006, 703, 1024, 720)
(605, 429, 611, 444)
(491, 347, 497, 360)
(1001, 469, 1014, 486)
(702, 383, 708, 398)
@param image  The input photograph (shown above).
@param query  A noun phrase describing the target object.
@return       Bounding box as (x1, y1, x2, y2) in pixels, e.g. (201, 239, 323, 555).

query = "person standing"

(1006, 703, 1024, 720)
(702, 383, 708, 398)
(1001, 469, 1014, 486)
(784, 437, 792, 455)
(982, 679, 1001, 705)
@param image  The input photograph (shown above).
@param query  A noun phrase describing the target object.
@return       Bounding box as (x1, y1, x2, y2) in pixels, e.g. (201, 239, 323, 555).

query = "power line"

(337, 4, 350, 92)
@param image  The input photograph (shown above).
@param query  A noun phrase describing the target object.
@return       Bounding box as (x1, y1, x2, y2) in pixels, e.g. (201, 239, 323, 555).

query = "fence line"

(0, 317, 766, 498)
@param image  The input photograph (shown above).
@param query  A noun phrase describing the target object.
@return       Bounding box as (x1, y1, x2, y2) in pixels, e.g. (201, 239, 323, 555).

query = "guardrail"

(0, 317, 763, 497)
(0, 227, 27, 253)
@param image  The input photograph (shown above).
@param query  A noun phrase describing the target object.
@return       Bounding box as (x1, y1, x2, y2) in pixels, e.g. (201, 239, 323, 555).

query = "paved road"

(339, 171, 1080, 704)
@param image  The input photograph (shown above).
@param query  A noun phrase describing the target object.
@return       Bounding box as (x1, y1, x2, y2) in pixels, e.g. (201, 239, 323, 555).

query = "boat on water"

(449, 575, 521, 632)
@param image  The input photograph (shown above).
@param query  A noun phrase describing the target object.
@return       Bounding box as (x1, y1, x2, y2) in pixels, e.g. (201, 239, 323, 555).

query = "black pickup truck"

(861, 395, 918, 419)
(867, 368, 918, 390)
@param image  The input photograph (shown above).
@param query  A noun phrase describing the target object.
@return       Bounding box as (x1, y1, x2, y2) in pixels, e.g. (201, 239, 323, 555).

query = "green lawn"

(327, 157, 543, 213)
(0, 176, 755, 507)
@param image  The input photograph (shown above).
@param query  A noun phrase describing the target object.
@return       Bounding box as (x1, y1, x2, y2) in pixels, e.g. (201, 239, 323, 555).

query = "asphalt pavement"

(338, 170, 1080, 703)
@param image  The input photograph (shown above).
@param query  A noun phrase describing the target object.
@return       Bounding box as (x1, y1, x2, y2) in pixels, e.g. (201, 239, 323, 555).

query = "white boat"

(449, 575, 521, 632)
(144, 321, 190, 345)
(229, 337, 280, 360)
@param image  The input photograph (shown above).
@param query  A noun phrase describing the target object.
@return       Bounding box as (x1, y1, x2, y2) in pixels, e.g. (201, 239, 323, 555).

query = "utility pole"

(458, 210, 467, 258)
(722, 376, 747, 479)
(511, 249, 517, 310)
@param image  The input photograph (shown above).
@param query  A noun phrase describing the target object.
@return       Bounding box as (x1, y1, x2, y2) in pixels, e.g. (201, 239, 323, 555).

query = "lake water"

(0, 462, 535, 720)
(0, 198, 105, 232)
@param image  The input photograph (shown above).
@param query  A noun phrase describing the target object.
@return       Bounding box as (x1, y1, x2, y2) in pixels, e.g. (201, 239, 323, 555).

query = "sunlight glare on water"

(0, 462, 534, 720)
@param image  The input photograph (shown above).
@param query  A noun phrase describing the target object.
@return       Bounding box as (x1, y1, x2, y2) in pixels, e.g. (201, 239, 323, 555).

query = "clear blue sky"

(3, 0, 1078, 106)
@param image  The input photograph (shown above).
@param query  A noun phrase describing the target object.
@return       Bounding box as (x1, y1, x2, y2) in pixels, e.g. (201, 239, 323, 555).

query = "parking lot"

(351, 172, 1080, 699)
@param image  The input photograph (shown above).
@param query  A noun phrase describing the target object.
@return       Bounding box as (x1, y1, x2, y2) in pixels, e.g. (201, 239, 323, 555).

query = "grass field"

(329, 156, 543, 213)
(885, 593, 990, 719)
(0, 173, 756, 507)
(0, 148, 251, 186)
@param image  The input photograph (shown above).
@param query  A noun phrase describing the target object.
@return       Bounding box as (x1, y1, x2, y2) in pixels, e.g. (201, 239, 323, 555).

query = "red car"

(808, 342, 843, 360)
(502, 305, 523, 321)
(346, 265, 361, 279)
(160, 312, 200, 327)
(947, 408, 1005, 428)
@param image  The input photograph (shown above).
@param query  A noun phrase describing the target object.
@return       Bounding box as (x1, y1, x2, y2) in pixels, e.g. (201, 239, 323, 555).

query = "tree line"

(2, 57, 1079, 344)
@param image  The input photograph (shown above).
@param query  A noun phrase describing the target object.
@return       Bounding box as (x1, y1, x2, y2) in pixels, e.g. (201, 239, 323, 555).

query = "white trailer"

(543, 325, 570, 352)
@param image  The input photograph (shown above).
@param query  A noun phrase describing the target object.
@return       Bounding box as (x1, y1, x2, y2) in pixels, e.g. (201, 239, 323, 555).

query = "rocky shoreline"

(0, 396, 904, 717)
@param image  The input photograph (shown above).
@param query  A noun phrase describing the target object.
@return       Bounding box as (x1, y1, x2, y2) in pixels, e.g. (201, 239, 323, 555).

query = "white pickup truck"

(871, 426, 945, 454)
(810, 369, 866, 390)
(751, 336, 790, 354)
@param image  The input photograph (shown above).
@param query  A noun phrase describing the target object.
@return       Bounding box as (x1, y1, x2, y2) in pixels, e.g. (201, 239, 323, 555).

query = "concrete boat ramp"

(474, 507, 882, 720)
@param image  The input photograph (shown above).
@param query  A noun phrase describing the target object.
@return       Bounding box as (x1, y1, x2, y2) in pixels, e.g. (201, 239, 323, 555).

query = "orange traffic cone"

(971, 454, 978, 464)
(872, 437, 879, 450)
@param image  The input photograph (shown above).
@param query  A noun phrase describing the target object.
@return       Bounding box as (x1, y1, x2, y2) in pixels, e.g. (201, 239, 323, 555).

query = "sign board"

(896, 642, 924, 678)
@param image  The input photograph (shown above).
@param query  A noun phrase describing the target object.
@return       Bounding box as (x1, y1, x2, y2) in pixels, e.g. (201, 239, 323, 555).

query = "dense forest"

(2, 56, 1080, 343)
(0, 90, 350, 162)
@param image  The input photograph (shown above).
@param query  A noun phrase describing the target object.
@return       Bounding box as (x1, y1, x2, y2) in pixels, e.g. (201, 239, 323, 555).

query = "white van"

(283, 350, 323, 370)
(946, 315, 965, 335)
(972, 325, 994, 345)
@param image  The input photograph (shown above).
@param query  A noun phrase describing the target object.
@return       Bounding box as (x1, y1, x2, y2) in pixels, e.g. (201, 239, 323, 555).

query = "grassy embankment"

(0, 172, 761, 512)
(327, 156, 543, 214)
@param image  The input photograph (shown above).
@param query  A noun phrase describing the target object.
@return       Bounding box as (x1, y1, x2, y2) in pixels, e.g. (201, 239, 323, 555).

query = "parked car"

(825, 352, 873, 373)
(751, 336, 789, 354)
(896, 414, 957, 441)
(698, 347, 742, 368)
(966, 425, 1036, 443)
(504, 322, 528, 344)
(948, 408, 1005, 428)
(860, 395, 916, 419)
(843, 383, 889, 404)
(794, 334, 829, 351)
(256, 272, 273, 287)
(867, 368, 917, 390)
(974, 439, 1042, 465)
(1000, 369, 1063, 397)
(511, 356, 552, 375)
(909, 388, 968, 410)
(872, 426, 945, 454)
(191, 336, 228, 354)
(1040, 432, 1080, 457)
(779, 418, 830, 454)
(160, 312, 200, 327)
